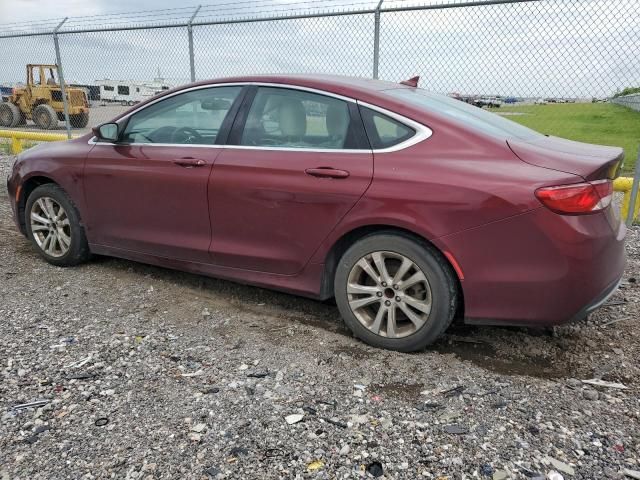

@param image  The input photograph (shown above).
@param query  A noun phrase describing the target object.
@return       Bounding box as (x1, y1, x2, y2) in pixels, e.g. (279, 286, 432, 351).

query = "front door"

(84, 85, 244, 262)
(208, 86, 373, 275)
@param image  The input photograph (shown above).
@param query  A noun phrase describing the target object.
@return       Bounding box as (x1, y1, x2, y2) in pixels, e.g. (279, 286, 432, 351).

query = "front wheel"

(334, 233, 458, 352)
(70, 112, 89, 128)
(25, 184, 90, 267)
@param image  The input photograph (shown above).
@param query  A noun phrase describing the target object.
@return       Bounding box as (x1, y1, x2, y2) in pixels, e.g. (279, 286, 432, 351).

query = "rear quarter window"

(385, 88, 543, 141)
(360, 107, 415, 149)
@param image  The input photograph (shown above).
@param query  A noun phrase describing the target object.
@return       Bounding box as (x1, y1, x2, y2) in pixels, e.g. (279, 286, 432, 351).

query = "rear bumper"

(438, 206, 626, 327)
(567, 275, 622, 323)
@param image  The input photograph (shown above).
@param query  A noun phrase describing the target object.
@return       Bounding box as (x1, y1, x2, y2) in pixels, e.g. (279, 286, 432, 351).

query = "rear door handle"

(305, 167, 350, 179)
(174, 158, 206, 168)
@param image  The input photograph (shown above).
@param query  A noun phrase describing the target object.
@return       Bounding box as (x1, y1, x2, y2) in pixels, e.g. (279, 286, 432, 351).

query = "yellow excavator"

(0, 64, 89, 129)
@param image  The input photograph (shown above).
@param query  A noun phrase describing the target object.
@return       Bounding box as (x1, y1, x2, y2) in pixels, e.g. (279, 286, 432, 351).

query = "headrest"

(278, 99, 306, 137)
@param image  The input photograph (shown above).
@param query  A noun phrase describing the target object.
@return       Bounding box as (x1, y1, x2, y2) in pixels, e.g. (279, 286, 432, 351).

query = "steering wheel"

(171, 127, 203, 144)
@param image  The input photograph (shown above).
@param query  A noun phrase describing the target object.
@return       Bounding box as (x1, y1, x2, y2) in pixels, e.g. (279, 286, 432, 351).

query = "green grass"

(490, 103, 640, 174)
(0, 141, 11, 155)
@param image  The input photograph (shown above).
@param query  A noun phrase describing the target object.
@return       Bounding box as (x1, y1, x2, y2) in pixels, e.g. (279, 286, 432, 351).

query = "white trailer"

(96, 79, 172, 105)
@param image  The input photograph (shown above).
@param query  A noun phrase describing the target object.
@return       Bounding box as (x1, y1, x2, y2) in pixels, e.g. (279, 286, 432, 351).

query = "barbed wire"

(0, 0, 519, 35)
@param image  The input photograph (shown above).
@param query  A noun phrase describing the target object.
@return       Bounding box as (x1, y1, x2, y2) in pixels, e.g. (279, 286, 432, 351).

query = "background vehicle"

(473, 97, 503, 108)
(0, 64, 89, 129)
(6, 75, 626, 352)
(97, 78, 172, 106)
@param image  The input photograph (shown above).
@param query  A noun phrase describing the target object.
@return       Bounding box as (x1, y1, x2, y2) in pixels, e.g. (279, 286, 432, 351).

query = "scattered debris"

(10, 400, 50, 411)
(545, 457, 575, 476)
(307, 460, 324, 471)
(64, 354, 92, 369)
(263, 448, 286, 458)
(581, 379, 628, 389)
(601, 300, 627, 307)
(442, 385, 465, 397)
(624, 469, 640, 480)
(444, 424, 469, 435)
(203, 466, 220, 477)
(602, 316, 632, 327)
(480, 464, 494, 476)
(322, 417, 348, 429)
(94, 417, 109, 427)
(492, 470, 509, 480)
(229, 446, 248, 457)
(191, 423, 207, 433)
(547, 471, 564, 480)
(24, 425, 51, 444)
(366, 461, 384, 477)
(285, 414, 304, 425)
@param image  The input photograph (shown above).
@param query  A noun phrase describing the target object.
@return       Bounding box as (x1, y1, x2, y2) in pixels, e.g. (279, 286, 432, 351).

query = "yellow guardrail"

(0, 129, 74, 154)
(1, 129, 638, 223)
(614, 177, 639, 224)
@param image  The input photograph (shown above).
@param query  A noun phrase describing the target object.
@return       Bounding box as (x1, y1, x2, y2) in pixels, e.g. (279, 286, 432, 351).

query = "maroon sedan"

(6, 75, 626, 351)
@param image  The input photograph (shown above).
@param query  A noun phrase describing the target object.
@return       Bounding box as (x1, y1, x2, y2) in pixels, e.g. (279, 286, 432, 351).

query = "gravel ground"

(0, 154, 639, 480)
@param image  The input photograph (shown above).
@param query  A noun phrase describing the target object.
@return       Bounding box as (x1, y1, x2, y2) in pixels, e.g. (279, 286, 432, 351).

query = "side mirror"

(92, 122, 119, 142)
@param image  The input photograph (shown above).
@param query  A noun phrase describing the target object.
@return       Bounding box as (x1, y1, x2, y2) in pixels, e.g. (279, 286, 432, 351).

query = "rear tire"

(0, 102, 21, 127)
(32, 104, 58, 130)
(334, 233, 458, 352)
(16, 111, 27, 126)
(70, 112, 89, 128)
(25, 184, 90, 267)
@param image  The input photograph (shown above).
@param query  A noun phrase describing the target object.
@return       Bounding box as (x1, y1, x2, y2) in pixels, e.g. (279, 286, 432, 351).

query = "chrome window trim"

(88, 81, 433, 153)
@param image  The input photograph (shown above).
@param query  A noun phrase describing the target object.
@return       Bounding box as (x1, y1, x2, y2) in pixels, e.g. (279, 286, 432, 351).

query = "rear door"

(208, 86, 373, 275)
(84, 85, 244, 262)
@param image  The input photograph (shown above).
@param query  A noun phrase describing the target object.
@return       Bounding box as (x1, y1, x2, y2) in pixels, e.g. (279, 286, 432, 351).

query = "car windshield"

(385, 88, 543, 140)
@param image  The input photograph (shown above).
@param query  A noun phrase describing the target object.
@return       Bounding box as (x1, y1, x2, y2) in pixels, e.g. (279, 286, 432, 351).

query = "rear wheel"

(70, 112, 89, 128)
(16, 111, 26, 126)
(25, 184, 90, 267)
(334, 233, 458, 352)
(0, 102, 21, 127)
(33, 104, 58, 130)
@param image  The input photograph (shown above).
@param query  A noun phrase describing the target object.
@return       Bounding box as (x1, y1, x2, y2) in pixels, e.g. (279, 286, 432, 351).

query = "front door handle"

(305, 167, 350, 179)
(174, 158, 206, 168)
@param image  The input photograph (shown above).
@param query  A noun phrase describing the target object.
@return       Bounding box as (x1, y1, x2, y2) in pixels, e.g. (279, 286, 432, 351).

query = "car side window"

(360, 107, 415, 150)
(239, 87, 357, 150)
(120, 86, 242, 145)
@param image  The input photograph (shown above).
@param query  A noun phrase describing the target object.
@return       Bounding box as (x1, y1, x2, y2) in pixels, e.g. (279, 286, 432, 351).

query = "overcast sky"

(1, 0, 638, 99)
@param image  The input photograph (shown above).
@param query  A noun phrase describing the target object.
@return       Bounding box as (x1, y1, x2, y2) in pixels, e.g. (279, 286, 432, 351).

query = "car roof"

(195, 74, 410, 99)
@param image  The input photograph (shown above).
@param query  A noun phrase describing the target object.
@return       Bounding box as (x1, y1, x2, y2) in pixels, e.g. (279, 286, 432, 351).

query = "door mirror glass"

(94, 123, 119, 142)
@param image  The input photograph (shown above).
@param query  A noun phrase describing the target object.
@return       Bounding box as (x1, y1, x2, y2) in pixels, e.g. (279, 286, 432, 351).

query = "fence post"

(626, 147, 640, 227)
(188, 5, 201, 83)
(372, 0, 384, 79)
(53, 17, 71, 139)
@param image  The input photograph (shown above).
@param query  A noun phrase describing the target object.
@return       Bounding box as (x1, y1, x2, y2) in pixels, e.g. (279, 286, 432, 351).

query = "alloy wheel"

(346, 250, 432, 338)
(30, 196, 72, 258)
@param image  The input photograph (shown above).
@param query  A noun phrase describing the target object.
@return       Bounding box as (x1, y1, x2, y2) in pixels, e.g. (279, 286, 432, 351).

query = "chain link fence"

(0, 0, 639, 146)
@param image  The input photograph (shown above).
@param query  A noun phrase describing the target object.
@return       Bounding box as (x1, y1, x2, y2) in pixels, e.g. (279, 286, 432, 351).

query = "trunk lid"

(508, 136, 623, 181)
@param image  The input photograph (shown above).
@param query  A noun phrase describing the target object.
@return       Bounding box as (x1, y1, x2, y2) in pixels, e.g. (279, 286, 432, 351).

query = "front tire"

(334, 233, 458, 352)
(0, 102, 20, 127)
(70, 112, 89, 128)
(32, 104, 58, 130)
(25, 184, 90, 267)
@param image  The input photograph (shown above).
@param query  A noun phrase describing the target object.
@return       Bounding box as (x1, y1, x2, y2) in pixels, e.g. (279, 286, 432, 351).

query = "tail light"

(535, 179, 613, 215)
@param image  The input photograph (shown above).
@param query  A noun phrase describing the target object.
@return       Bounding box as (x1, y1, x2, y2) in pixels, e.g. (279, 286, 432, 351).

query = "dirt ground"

(0, 155, 638, 479)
